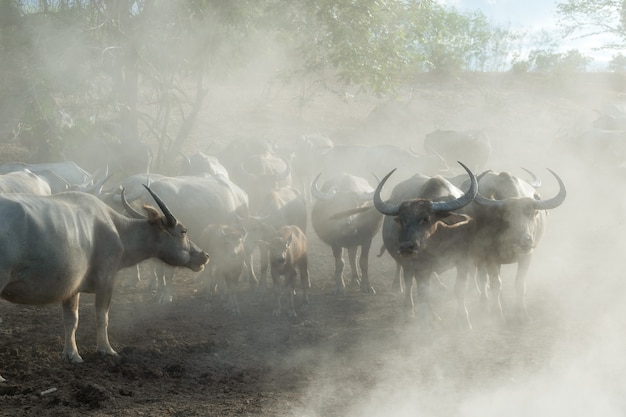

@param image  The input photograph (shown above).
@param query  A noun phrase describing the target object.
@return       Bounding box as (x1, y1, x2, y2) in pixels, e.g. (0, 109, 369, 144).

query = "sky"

(440, 0, 619, 69)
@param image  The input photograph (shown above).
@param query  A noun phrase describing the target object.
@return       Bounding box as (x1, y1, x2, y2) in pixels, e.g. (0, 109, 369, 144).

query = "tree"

(556, 0, 626, 51)
(608, 52, 626, 72)
(271, 0, 413, 96)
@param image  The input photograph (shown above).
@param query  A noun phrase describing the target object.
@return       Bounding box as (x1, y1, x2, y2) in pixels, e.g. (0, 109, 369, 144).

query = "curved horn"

(310, 173, 335, 200)
(409, 144, 427, 157)
(121, 187, 146, 219)
(534, 169, 566, 210)
(431, 161, 478, 212)
(274, 153, 291, 181)
(240, 157, 256, 180)
(474, 191, 504, 208)
(143, 184, 177, 227)
(179, 152, 191, 169)
(373, 169, 401, 216)
(360, 173, 381, 201)
(521, 167, 542, 188)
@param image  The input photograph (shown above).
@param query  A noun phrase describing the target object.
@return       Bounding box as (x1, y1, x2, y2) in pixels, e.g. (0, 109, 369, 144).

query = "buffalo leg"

(475, 262, 489, 308)
(454, 263, 472, 329)
(61, 293, 83, 363)
(332, 245, 346, 295)
(403, 266, 415, 318)
(514, 255, 532, 321)
(272, 272, 283, 317)
(486, 263, 504, 320)
(299, 256, 310, 305)
(259, 245, 270, 289)
(95, 282, 117, 357)
(347, 246, 361, 288)
(392, 262, 403, 293)
(225, 272, 241, 316)
(244, 247, 260, 290)
(286, 271, 298, 318)
(359, 240, 375, 294)
(415, 271, 440, 325)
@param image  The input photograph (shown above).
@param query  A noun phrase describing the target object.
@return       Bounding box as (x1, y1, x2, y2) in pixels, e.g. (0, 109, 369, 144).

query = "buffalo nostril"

(398, 241, 417, 254)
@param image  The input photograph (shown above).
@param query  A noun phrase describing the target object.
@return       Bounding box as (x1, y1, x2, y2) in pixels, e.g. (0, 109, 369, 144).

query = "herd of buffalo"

(0, 126, 577, 382)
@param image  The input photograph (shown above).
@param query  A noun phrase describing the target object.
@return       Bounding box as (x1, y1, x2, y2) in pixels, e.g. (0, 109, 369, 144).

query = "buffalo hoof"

(334, 285, 347, 296)
(97, 347, 119, 357)
(0, 374, 5, 383)
(456, 316, 473, 331)
(509, 310, 532, 326)
(287, 309, 298, 319)
(272, 308, 282, 318)
(62, 351, 84, 364)
(156, 291, 173, 304)
(225, 301, 241, 317)
(361, 285, 376, 294)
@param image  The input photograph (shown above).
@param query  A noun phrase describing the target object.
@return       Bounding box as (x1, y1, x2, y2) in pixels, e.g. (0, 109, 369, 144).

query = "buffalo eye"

(180, 228, 187, 237)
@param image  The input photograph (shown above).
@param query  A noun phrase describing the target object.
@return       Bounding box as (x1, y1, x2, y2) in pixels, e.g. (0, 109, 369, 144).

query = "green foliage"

(403, 4, 513, 75)
(1, 0, 616, 165)
(273, 0, 413, 95)
(512, 48, 591, 73)
(608, 53, 626, 72)
(556, 0, 626, 49)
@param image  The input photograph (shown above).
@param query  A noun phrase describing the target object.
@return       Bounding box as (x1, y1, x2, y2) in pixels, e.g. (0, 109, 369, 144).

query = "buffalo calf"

(259, 225, 310, 318)
(198, 224, 247, 316)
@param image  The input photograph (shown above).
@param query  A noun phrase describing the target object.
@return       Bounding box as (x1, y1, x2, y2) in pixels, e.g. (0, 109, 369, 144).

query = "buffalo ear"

(143, 205, 162, 225)
(439, 213, 473, 227)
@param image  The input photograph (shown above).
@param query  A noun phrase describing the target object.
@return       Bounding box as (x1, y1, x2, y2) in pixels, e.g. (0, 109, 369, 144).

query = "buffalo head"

(473, 169, 566, 259)
(375, 162, 477, 258)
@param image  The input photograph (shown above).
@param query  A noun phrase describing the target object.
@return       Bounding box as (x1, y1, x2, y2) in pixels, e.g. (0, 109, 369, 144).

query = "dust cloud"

(253, 70, 626, 416)
(4, 5, 626, 416)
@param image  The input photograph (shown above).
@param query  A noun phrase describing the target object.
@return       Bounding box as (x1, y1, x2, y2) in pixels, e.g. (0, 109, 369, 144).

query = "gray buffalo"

(422, 129, 491, 173)
(311, 173, 383, 294)
(470, 169, 566, 322)
(0, 170, 52, 195)
(0, 186, 209, 382)
(0, 161, 108, 194)
(105, 174, 250, 302)
(374, 162, 477, 327)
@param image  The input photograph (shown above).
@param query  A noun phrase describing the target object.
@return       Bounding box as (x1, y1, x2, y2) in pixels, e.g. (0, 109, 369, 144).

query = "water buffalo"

(239, 185, 307, 288)
(374, 162, 477, 327)
(592, 102, 626, 130)
(287, 133, 335, 203)
(258, 225, 310, 318)
(0, 161, 107, 194)
(470, 169, 566, 322)
(0, 185, 209, 382)
(178, 151, 229, 178)
(0, 170, 52, 195)
(105, 173, 250, 302)
(206, 138, 291, 213)
(319, 144, 447, 190)
(422, 129, 491, 173)
(311, 173, 383, 294)
(198, 223, 247, 316)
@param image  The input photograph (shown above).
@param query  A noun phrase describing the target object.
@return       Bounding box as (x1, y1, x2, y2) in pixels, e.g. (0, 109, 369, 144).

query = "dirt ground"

(1, 72, 626, 416)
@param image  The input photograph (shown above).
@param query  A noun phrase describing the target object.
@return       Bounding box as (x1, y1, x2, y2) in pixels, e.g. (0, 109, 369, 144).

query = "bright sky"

(440, 0, 619, 69)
